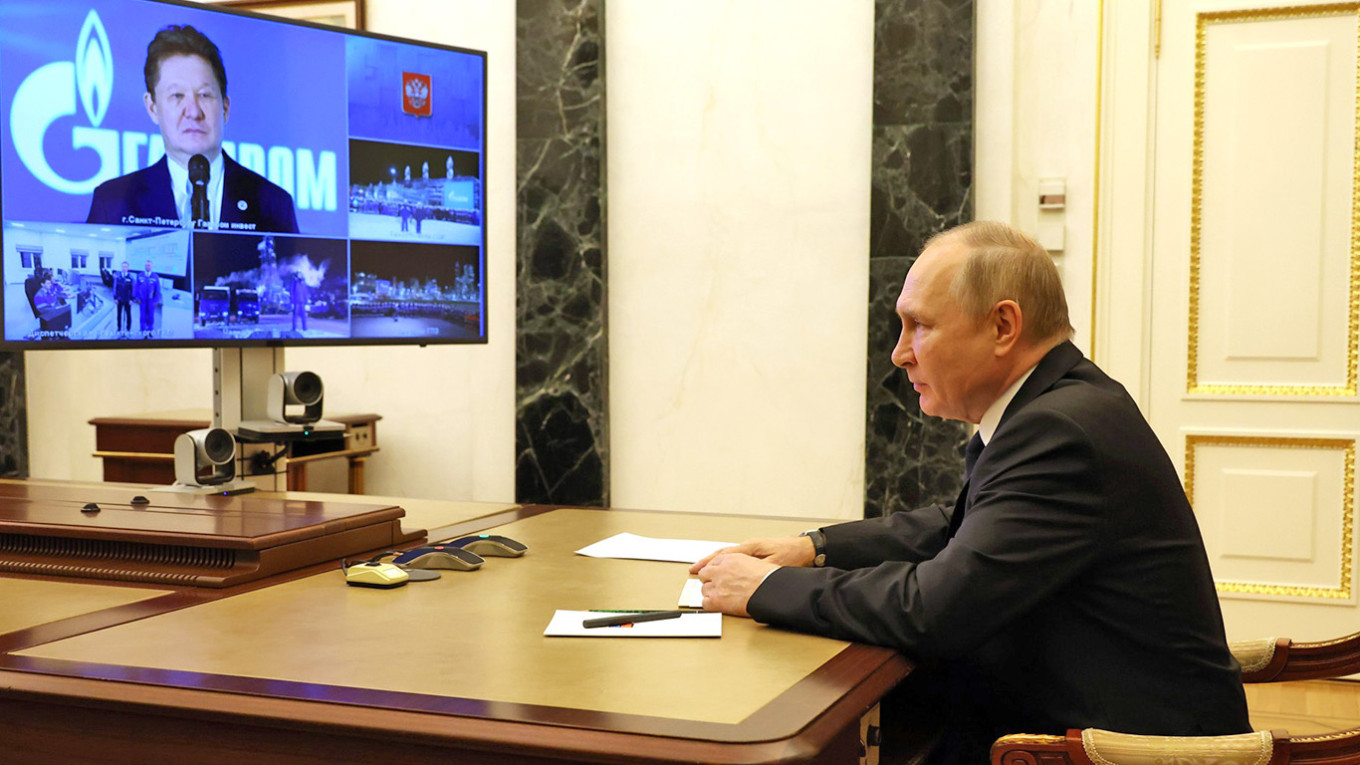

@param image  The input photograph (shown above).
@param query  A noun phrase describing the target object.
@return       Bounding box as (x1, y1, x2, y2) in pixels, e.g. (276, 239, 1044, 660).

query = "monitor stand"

(214, 346, 284, 432)
(214, 346, 344, 438)
(150, 347, 343, 493)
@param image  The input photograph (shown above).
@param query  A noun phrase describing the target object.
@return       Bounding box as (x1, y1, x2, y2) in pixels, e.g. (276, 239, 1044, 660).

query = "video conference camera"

(235, 369, 344, 440)
(167, 427, 253, 494)
(268, 370, 324, 425)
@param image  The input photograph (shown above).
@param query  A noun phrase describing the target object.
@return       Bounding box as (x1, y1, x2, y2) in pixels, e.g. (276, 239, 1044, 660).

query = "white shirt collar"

(167, 153, 225, 229)
(978, 365, 1037, 445)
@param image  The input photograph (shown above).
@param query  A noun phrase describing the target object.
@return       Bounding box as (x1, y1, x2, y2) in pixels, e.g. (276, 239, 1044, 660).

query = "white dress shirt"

(977, 366, 1036, 445)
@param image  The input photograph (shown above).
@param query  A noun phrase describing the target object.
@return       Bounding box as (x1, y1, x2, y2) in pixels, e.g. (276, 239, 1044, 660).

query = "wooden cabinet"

(90, 410, 380, 493)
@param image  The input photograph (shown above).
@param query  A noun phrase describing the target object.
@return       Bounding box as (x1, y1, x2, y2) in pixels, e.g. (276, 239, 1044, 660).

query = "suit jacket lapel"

(947, 342, 1084, 537)
(220, 155, 242, 224)
(144, 157, 178, 220)
(995, 341, 1083, 434)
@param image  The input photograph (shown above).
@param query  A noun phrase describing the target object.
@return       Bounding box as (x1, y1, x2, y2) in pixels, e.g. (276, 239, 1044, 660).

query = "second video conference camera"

(234, 367, 344, 440)
(267, 370, 324, 425)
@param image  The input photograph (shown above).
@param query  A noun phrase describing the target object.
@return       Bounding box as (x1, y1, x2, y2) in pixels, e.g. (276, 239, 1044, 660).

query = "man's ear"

(992, 300, 1023, 354)
(143, 92, 159, 125)
(222, 95, 230, 123)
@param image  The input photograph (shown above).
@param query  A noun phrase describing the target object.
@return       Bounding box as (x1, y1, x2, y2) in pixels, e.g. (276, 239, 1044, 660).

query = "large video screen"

(0, 0, 487, 348)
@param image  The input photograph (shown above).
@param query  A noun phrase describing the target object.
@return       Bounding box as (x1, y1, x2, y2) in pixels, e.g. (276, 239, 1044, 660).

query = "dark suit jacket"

(749, 342, 1250, 746)
(86, 155, 298, 234)
(113, 273, 134, 303)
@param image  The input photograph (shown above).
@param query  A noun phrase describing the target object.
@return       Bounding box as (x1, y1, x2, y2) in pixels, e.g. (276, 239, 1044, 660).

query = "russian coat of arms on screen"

(402, 72, 432, 117)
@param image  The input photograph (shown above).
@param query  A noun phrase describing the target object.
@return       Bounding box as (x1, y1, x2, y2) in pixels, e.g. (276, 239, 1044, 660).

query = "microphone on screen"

(189, 153, 211, 227)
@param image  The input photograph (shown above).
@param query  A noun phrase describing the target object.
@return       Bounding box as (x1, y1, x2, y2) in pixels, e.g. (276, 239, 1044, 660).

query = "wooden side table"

(89, 410, 380, 493)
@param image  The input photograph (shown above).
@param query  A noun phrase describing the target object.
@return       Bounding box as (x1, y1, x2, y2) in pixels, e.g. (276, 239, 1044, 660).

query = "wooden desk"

(0, 494, 912, 764)
(89, 409, 381, 493)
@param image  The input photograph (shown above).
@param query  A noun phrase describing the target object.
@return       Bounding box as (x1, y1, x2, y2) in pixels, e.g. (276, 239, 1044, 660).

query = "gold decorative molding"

(1091, 0, 1104, 359)
(1187, 4, 1360, 397)
(1185, 434, 1355, 600)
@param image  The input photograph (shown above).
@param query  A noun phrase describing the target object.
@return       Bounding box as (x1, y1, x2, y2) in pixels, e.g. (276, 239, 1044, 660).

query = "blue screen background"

(0, 0, 349, 235)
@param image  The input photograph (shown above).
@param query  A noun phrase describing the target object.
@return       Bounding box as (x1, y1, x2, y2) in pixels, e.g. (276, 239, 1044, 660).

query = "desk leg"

(348, 456, 367, 494)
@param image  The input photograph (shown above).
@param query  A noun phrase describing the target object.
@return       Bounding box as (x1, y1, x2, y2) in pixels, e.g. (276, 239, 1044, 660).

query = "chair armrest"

(992, 730, 1286, 765)
(992, 732, 1078, 765)
(1231, 636, 1282, 679)
(1079, 729, 1278, 765)
(1234, 631, 1360, 682)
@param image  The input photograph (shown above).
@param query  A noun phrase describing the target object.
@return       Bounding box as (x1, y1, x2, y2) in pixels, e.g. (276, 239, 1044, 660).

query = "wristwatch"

(800, 529, 827, 567)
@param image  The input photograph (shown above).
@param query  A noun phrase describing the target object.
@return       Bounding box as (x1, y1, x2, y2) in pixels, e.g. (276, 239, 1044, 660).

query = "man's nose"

(891, 329, 913, 369)
(185, 96, 206, 118)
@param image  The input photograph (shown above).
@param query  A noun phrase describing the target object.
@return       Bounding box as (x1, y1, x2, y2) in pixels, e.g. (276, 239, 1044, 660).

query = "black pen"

(582, 610, 685, 628)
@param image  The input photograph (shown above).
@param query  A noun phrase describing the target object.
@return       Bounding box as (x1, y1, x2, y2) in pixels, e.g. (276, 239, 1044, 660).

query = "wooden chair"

(1231, 631, 1360, 683)
(991, 631, 1360, 765)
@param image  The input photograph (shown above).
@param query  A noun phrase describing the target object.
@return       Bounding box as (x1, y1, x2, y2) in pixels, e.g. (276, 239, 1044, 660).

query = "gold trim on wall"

(1090, 0, 1105, 359)
(1187, 4, 1360, 398)
(1185, 434, 1355, 600)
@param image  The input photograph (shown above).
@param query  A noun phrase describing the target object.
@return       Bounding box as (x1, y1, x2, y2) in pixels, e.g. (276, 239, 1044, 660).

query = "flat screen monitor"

(0, 0, 487, 349)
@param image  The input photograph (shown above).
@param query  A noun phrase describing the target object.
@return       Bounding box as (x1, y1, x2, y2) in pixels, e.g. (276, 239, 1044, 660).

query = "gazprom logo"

(76, 10, 113, 128)
(11, 10, 117, 194)
(8, 9, 337, 210)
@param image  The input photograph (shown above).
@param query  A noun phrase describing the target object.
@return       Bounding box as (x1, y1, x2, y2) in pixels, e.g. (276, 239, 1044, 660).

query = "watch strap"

(800, 529, 828, 567)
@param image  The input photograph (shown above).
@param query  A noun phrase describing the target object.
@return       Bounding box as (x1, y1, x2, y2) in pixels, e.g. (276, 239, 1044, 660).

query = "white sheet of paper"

(678, 578, 704, 609)
(543, 610, 722, 638)
(574, 532, 736, 564)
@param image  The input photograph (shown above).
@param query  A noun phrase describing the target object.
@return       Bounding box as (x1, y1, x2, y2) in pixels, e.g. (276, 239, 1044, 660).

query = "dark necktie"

(963, 432, 984, 479)
(948, 433, 985, 537)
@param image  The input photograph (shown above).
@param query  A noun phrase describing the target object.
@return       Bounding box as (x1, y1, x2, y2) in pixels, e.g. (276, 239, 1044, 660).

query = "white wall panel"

(606, 0, 872, 519)
(1219, 468, 1316, 561)
(1188, 434, 1354, 603)
(1193, 13, 1357, 391)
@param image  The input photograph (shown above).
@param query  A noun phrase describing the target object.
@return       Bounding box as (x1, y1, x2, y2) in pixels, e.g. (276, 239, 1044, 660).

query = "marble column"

(0, 353, 28, 477)
(515, 0, 608, 506)
(864, 0, 974, 518)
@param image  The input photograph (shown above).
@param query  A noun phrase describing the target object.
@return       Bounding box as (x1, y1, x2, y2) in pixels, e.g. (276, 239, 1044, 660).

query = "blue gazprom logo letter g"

(11, 10, 119, 194)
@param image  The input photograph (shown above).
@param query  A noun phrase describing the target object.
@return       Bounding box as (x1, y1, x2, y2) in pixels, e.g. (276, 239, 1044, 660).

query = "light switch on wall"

(1037, 178, 1066, 252)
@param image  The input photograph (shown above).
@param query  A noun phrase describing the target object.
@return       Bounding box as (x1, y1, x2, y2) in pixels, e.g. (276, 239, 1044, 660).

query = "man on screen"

(114, 261, 134, 334)
(86, 25, 298, 234)
(135, 260, 162, 336)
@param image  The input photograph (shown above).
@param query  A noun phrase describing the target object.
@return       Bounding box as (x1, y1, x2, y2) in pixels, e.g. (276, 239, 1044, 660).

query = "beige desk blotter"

(18, 509, 848, 725)
(0, 579, 170, 636)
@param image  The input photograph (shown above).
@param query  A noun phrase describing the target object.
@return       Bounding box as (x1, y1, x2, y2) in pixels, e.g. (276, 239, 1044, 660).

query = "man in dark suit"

(692, 222, 1250, 763)
(86, 25, 297, 234)
(288, 271, 309, 332)
(113, 261, 135, 334)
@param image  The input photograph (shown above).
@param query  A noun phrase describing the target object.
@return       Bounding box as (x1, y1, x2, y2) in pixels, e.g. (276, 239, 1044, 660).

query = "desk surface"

(0, 489, 912, 764)
(0, 578, 168, 636)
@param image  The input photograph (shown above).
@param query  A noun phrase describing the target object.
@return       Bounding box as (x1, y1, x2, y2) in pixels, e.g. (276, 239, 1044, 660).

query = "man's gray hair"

(925, 221, 1075, 344)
